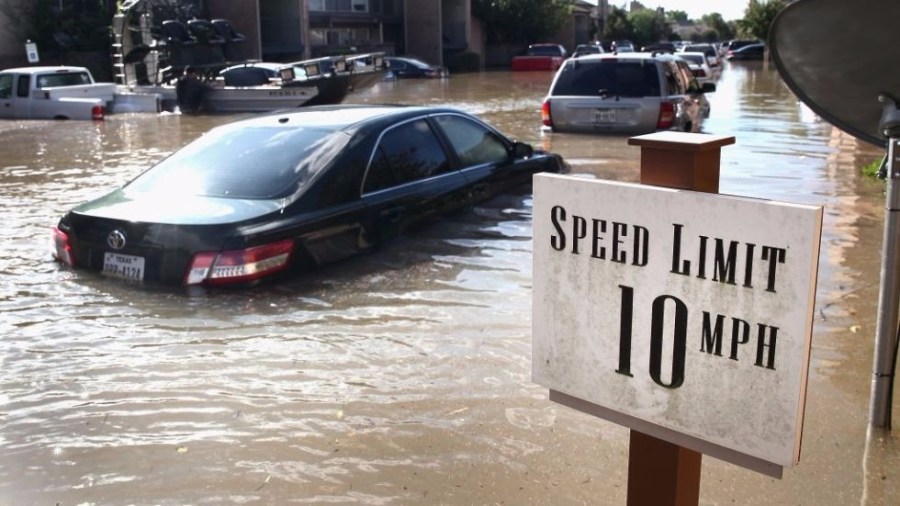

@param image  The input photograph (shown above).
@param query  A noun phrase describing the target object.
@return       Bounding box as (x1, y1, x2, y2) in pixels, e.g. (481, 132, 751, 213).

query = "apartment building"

(1, 1, 600, 72)
(206, 0, 447, 64)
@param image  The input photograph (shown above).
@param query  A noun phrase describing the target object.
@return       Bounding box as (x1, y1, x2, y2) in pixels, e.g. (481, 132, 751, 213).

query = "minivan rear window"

(551, 60, 661, 98)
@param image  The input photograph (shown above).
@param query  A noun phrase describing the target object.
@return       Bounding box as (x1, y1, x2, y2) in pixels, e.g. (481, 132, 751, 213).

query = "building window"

(309, 0, 325, 11)
(309, 29, 327, 46)
(309, 27, 376, 46)
(352, 0, 368, 12)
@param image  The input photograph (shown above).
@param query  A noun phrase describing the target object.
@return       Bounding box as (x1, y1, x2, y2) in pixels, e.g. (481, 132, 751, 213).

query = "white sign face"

(532, 174, 822, 470)
(25, 42, 39, 64)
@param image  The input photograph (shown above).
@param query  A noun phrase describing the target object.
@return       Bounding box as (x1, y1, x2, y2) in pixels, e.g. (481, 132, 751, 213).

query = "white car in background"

(541, 52, 715, 135)
(677, 52, 715, 85)
(681, 43, 720, 68)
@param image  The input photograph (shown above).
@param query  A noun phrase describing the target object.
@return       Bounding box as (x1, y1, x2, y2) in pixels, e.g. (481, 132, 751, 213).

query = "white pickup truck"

(0, 66, 116, 120)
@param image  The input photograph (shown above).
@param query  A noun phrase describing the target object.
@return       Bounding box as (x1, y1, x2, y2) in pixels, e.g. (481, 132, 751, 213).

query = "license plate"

(103, 252, 145, 281)
(593, 109, 616, 123)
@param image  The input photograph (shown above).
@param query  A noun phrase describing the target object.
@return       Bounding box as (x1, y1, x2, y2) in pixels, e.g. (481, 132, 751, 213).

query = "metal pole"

(869, 97, 900, 428)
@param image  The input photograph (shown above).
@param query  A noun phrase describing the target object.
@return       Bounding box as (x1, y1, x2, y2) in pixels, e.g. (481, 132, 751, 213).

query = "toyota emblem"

(107, 229, 127, 250)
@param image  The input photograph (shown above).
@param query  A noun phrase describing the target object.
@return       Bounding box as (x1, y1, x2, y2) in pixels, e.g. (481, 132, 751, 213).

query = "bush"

(861, 157, 886, 179)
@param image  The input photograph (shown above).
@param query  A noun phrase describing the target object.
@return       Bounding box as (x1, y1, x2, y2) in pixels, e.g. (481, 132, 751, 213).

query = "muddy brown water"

(0, 63, 897, 505)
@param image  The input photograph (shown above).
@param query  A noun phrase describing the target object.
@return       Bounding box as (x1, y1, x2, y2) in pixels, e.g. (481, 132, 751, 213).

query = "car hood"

(72, 188, 285, 226)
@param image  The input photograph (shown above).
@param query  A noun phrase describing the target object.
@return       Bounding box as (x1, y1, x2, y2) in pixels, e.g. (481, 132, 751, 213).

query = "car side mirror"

(513, 141, 534, 159)
(701, 82, 716, 93)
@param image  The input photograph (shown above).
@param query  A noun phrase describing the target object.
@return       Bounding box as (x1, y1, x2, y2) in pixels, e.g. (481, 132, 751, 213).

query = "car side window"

(663, 63, 683, 96)
(434, 114, 509, 167)
(16, 75, 30, 98)
(676, 61, 700, 93)
(0, 75, 12, 99)
(363, 118, 451, 194)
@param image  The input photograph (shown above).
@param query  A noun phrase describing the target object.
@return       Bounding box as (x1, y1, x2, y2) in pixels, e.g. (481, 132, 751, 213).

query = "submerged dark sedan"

(385, 56, 446, 78)
(52, 105, 566, 286)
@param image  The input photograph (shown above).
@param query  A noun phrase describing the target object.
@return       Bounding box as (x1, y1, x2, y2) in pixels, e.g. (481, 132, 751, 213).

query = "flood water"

(1, 63, 897, 505)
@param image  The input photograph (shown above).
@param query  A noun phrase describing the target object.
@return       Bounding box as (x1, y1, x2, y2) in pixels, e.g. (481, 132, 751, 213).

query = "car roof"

(572, 52, 676, 62)
(0, 66, 90, 75)
(222, 62, 292, 72)
(386, 56, 430, 65)
(229, 105, 457, 131)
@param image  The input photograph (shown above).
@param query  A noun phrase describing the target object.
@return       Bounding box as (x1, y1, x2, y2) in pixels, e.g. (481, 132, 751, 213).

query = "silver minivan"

(541, 53, 715, 135)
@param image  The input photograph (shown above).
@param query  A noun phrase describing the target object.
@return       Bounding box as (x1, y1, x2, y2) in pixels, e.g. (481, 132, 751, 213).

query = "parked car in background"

(0, 66, 115, 120)
(385, 56, 446, 78)
(541, 52, 715, 135)
(512, 44, 567, 71)
(726, 43, 767, 61)
(642, 42, 676, 53)
(681, 43, 720, 68)
(572, 43, 605, 58)
(52, 105, 566, 287)
(611, 40, 636, 52)
(676, 52, 715, 85)
(722, 39, 762, 55)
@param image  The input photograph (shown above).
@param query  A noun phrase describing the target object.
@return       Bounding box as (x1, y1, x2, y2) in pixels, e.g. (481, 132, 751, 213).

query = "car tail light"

(184, 239, 294, 286)
(52, 227, 76, 266)
(541, 100, 553, 127)
(92, 105, 104, 121)
(657, 102, 676, 129)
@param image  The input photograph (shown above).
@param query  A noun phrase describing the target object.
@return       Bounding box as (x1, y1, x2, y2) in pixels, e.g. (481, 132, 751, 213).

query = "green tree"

(473, 0, 571, 44)
(666, 10, 689, 23)
(700, 13, 734, 40)
(739, 0, 788, 41)
(628, 8, 670, 48)
(602, 6, 633, 45)
(1, 0, 112, 52)
(699, 29, 719, 42)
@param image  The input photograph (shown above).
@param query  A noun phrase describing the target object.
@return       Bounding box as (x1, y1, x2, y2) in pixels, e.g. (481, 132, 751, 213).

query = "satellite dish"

(769, 0, 900, 147)
(771, 0, 900, 430)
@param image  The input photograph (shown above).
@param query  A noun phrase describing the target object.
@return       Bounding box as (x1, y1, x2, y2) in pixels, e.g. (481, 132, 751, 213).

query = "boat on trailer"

(110, 0, 387, 113)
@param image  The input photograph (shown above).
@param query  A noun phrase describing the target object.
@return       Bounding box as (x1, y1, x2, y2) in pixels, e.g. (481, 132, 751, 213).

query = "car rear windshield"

(125, 125, 349, 200)
(528, 45, 562, 56)
(551, 60, 661, 98)
(685, 45, 714, 56)
(679, 54, 705, 65)
(36, 72, 93, 87)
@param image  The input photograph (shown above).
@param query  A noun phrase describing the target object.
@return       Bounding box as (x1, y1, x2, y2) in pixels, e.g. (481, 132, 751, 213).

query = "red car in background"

(512, 44, 567, 71)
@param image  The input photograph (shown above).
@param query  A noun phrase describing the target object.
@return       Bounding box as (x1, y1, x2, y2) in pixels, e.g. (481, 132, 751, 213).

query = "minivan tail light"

(657, 101, 676, 129)
(52, 227, 76, 266)
(184, 239, 294, 286)
(92, 105, 104, 121)
(541, 100, 553, 127)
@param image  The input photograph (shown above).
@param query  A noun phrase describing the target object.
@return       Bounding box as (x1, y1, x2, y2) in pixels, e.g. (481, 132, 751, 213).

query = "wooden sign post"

(532, 131, 823, 504)
(625, 132, 734, 506)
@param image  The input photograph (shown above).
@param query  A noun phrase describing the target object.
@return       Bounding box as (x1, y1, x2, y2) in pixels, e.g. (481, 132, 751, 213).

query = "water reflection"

(0, 64, 896, 504)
